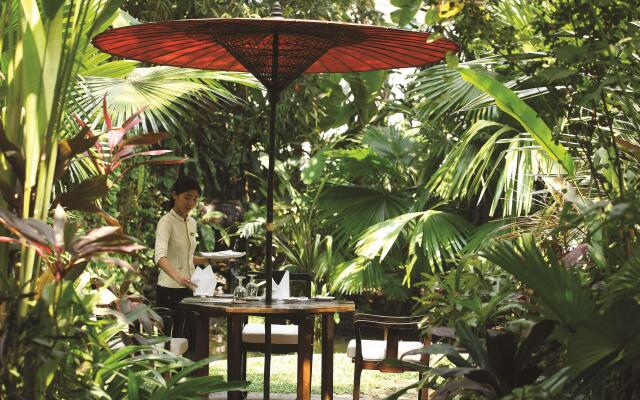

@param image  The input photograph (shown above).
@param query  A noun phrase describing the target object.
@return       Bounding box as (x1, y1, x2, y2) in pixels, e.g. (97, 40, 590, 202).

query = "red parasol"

(92, 14, 457, 91)
(93, 4, 457, 394)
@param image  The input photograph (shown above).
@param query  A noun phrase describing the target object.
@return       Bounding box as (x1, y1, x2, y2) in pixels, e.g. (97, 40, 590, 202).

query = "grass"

(209, 353, 419, 399)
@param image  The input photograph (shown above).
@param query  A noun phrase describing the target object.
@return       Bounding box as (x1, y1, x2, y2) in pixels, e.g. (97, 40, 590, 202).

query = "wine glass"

(233, 275, 247, 302)
(246, 274, 258, 297)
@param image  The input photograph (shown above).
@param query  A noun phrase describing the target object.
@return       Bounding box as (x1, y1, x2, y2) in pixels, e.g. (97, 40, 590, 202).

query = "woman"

(154, 176, 213, 336)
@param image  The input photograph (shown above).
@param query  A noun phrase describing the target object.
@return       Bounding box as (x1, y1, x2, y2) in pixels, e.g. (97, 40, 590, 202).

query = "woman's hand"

(178, 275, 197, 290)
(157, 258, 197, 290)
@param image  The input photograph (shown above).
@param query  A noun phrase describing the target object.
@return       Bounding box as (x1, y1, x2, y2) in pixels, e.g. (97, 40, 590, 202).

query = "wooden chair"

(127, 307, 189, 357)
(238, 271, 312, 385)
(154, 307, 189, 356)
(348, 313, 430, 400)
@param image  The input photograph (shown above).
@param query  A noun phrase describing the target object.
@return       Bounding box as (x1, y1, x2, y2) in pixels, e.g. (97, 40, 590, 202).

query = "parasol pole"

(265, 2, 282, 306)
(264, 85, 276, 399)
(265, 86, 277, 306)
(263, 4, 282, 397)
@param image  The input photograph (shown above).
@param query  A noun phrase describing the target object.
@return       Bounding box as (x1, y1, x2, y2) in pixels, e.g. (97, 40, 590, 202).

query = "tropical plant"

(415, 260, 529, 330)
(406, 319, 559, 400)
(380, 1, 640, 399)
(0, 202, 136, 397)
(0, 3, 249, 397)
(0, 200, 247, 398)
(74, 64, 258, 133)
(479, 235, 640, 398)
(0, 0, 128, 303)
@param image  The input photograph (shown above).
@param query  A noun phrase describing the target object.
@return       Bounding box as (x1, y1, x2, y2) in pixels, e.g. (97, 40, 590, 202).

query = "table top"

(177, 299, 355, 315)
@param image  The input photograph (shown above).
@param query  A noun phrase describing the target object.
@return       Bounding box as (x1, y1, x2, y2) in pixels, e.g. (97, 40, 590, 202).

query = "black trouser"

(156, 286, 194, 348)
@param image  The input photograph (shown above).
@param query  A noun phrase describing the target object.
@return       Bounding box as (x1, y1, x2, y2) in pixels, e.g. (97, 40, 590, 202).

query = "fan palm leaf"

(479, 236, 597, 326)
(362, 125, 419, 169)
(78, 47, 139, 79)
(355, 209, 472, 274)
(330, 256, 409, 300)
(427, 119, 562, 217)
(463, 219, 515, 253)
(459, 67, 576, 176)
(320, 185, 411, 246)
(407, 55, 548, 125)
(73, 66, 258, 132)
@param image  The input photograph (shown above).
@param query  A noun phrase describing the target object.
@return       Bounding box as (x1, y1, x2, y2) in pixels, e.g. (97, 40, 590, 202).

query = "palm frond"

(412, 210, 473, 272)
(355, 209, 472, 274)
(604, 248, 640, 307)
(480, 236, 597, 326)
(428, 120, 561, 217)
(319, 185, 411, 245)
(408, 62, 495, 123)
(78, 47, 139, 78)
(330, 257, 409, 300)
(73, 66, 258, 131)
(362, 125, 419, 167)
(463, 220, 514, 253)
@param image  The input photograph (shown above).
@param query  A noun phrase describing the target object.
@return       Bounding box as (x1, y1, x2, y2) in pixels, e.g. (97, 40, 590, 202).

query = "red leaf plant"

(0, 205, 144, 293)
(72, 97, 187, 178)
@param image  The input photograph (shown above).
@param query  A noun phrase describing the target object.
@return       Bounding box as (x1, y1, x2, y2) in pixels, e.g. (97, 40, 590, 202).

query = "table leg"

(194, 312, 209, 377)
(321, 313, 335, 400)
(264, 316, 272, 400)
(227, 316, 243, 400)
(297, 316, 314, 400)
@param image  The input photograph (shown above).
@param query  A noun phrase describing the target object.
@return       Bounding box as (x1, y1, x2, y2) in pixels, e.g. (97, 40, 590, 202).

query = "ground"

(209, 353, 419, 399)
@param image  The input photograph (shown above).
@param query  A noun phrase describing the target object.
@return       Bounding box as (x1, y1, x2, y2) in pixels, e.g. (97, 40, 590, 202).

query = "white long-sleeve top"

(154, 209, 198, 288)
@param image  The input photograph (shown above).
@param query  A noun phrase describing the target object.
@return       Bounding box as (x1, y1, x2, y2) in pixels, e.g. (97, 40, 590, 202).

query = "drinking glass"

(246, 274, 258, 297)
(233, 275, 247, 302)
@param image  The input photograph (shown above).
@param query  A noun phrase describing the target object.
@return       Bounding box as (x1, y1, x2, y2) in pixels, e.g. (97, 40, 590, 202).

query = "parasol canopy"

(93, 17, 458, 91)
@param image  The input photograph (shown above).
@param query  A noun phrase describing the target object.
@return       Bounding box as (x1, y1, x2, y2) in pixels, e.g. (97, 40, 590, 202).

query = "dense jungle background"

(1, 0, 639, 398)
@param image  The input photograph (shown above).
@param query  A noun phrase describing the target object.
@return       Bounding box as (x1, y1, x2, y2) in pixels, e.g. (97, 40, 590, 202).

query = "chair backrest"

(251, 271, 312, 297)
(123, 307, 176, 351)
(353, 313, 429, 362)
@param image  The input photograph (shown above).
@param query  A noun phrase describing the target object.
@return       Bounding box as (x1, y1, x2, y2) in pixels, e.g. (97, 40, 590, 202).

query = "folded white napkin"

(192, 265, 217, 296)
(272, 271, 290, 299)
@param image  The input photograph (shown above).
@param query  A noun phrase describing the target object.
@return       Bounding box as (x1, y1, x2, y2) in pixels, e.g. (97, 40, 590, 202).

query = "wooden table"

(178, 299, 355, 400)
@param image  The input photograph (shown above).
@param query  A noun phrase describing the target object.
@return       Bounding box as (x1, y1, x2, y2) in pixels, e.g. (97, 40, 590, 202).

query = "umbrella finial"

(271, 2, 283, 18)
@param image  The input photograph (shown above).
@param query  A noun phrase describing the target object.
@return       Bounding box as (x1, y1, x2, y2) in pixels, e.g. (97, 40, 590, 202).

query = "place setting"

(181, 252, 245, 303)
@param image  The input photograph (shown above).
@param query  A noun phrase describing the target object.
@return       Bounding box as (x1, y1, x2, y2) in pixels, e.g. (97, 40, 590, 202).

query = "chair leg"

(241, 350, 247, 380)
(418, 371, 428, 400)
(241, 350, 248, 399)
(353, 364, 362, 400)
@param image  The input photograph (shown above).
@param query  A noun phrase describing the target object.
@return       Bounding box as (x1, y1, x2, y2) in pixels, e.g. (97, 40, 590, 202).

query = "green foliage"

(75, 66, 257, 132)
(480, 236, 597, 327)
(428, 320, 558, 399)
(321, 186, 411, 245)
(0, 277, 244, 398)
(378, 0, 640, 398)
(4, 0, 639, 397)
(415, 260, 529, 330)
(390, 0, 422, 26)
(356, 210, 472, 275)
(0, 0, 125, 304)
(458, 67, 576, 177)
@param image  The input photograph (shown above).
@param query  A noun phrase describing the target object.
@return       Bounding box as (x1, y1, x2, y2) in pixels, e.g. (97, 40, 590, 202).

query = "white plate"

(281, 297, 309, 302)
(182, 297, 233, 304)
(314, 295, 335, 301)
(214, 293, 234, 298)
(200, 250, 246, 260)
(246, 296, 262, 301)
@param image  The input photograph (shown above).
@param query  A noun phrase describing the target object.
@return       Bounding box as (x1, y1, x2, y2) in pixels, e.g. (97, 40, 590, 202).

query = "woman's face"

(172, 189, 199, 215)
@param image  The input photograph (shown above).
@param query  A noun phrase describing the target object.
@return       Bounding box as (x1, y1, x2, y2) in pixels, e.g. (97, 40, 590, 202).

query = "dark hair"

(166, 176, 201, 210)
